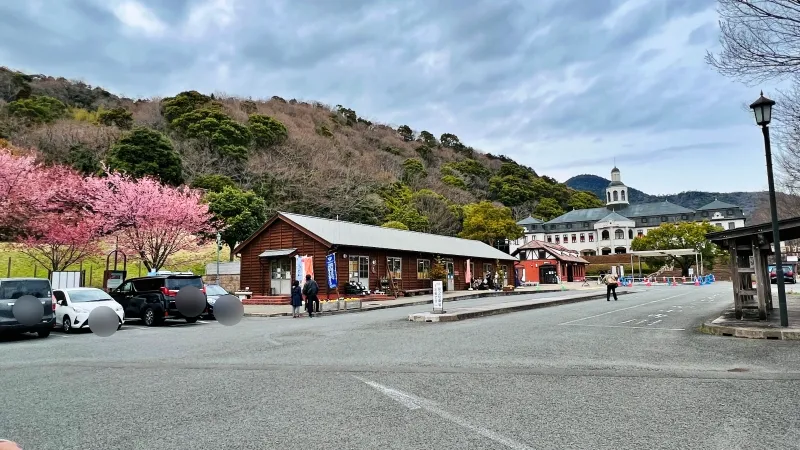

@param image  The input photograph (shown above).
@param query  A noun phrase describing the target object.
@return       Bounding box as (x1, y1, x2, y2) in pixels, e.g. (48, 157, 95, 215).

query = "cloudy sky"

(0, 0, 781, 195)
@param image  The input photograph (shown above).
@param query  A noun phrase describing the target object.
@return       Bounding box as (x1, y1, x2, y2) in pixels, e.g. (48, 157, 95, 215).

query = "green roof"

(697, 199, 740, 211)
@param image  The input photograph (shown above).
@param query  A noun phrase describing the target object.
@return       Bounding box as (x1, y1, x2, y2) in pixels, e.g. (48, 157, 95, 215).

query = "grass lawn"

(0, 242, 233, 288)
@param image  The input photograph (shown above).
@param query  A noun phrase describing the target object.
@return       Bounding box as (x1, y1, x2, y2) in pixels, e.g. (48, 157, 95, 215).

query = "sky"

(0, 0, 782, 195)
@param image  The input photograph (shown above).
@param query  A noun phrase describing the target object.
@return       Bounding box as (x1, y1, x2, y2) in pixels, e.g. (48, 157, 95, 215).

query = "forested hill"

(565, 174, 762, 216)
(0, 66, 604, 238)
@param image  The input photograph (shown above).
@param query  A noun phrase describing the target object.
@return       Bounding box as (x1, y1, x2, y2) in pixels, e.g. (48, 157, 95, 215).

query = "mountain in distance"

(565, 174, 763, 217)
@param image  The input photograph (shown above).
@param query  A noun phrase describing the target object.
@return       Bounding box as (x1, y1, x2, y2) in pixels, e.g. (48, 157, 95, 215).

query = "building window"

(642, 217, 648, 223)
(417, 259, 430, 279)
(580, 233, 585, 242)
(538, 250, 547, 259)
(531, 225, 537, 230)
(387, 257, 402, 280)
(349, 255, 369, 279)
(547, 235, 552, 243)
(571, 234, 577, 243)
(607, 192, 611, 202)
(728, 222, 735, 229)
(621, 190, 626, 201)
(584, 222, 590, 227)
(566, 223, 572, 229)
(483, 263, 493, 277)
(469, 261, 475, 279)
(701, 211, 708, 217)
(589, 233, 595, 242)
(681, 214, 687, 220)
(563, 234, 568, 243)
(613, 191, 618, 201)
(628, 229, 633, 239)
(661, 216, 668, 222)
(555, 236, 560, 244)
(637, 229, 643, 237)
(615, 229, 624, 240)
(726, 209, 733, 216)
(601, 230, 610, 240)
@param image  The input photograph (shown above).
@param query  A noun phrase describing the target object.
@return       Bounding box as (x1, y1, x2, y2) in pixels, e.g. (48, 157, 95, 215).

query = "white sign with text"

(432, 281, 443, 313)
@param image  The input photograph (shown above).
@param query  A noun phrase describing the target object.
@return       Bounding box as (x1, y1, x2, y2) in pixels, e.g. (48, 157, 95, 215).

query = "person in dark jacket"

(302, 274, 320, 317)
(290, 279, 303, 318)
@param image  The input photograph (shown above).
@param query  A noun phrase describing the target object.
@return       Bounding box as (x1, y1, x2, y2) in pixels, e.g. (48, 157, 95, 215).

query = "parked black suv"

(109, 274, 208, 326)
(0, 278, 55, 338)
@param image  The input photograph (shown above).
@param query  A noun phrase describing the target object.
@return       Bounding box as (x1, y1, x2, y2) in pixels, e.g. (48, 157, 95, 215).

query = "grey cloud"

(538, 141, 733, 171)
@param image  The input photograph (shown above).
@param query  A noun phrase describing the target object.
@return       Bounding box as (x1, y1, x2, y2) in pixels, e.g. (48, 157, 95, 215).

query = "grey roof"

(697, 199, 740, 211)
(517, 215, 543, 225)
(597, 211, 633, 223)
(607, 180, 625, 187)
(546, 207, 611, 224)
(258, 248, 297, 258)
(546, 201, 696, 225)
(205, 261, 240, 275)
(611, 166, 620, 173)
(280, 212, 517, 261)
(619, 201, 694, 217)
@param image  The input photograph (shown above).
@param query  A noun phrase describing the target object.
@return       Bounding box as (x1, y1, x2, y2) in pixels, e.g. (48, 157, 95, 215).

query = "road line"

(619, 319, 634, 324)
(648, 320, 662, 326)
(265, 338, 282, 346)
(355, 377, 532, 450)
(564, 324, 685, 331)
(558, 293, 691, 325)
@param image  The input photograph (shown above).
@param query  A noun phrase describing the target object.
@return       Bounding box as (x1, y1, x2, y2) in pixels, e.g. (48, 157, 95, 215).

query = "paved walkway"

(243, 281, 607, 317)
(701, 293, 800, 340)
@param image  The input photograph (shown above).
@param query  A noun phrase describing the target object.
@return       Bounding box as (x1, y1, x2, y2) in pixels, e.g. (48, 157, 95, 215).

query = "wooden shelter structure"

(706, 217, 800, 323)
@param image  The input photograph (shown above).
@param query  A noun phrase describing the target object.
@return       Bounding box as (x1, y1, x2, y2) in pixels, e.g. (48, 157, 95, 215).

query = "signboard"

(688, 268, 694, 276)
(51, 271, 82, 289)
(104, 270, 126, 291)
(432, 280, 443, 313)
(326, 253, 338, 289)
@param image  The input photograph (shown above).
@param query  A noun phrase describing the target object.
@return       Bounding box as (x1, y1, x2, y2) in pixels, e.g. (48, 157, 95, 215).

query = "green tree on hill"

(107, 127, 183, 185)
(161, 90, 215, 123)
(98, 107, 133, 129)
(248, 114, 288, 149)
(533, 198, 565, 221)
(381, 220, 409, 230)
(397, 125, 414, 141)
(459, 201, 524, 244)
(171, 108, 252, 160)
(7, 96, 67, 124)
(191, 174, 236, 193)
(205, 186, 268, 260)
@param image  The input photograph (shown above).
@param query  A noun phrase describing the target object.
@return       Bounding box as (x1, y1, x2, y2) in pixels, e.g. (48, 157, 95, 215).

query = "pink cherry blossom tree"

(90, 172, 215, 271)
(0, 148, 48, 237)
(18, 213, 105, 272)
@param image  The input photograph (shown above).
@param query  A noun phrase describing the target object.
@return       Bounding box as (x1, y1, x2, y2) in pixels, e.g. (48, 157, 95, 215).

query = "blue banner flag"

(326, 253, 338, 289)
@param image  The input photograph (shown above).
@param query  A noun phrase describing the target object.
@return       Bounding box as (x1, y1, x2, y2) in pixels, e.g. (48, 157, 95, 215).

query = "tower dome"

(605, 166, 629, 208)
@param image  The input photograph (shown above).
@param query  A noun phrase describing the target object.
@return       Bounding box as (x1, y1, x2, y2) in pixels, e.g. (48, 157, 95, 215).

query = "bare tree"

(706, 0, 800, 84)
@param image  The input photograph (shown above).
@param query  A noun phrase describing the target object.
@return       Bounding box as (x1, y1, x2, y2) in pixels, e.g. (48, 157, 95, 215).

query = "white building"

(510, 167, 747, 256)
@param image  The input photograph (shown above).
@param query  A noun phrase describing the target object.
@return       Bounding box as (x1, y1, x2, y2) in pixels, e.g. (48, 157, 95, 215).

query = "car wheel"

(185, 317, 198, 324)
(37, 329, 51, 338)
(62, 315, 72, 333)
(142, 308, 157, 327)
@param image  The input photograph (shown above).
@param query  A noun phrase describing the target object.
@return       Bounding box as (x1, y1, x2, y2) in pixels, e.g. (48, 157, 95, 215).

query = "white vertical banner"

(432, 280, 443, 313)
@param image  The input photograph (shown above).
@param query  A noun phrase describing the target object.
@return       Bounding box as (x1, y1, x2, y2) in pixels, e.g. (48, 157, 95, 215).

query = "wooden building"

(511, 240, 589, 284)
(234, 212, 518, 301)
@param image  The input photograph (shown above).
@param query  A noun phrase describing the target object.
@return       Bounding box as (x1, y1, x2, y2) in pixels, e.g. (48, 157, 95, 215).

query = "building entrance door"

(270, 258, 292, 295)
(566, 265, 574, 282)
(349, 255, 370, 287)
(445, 260, 455, 290)
(539, 265, 558, 284)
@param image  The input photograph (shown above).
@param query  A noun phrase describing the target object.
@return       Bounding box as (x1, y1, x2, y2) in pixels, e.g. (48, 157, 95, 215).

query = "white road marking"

(265, 338, 282, 346)
(619, 319, 634, 324)
(636, 319, 648, 325)
(558, 293, 691, 325)
(564, 324, 685, 331)
(648, 320, 662, 326)
(355, 377, 532, 450)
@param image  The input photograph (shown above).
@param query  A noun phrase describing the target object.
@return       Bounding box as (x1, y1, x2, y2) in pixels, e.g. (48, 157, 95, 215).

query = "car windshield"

(165, 277, 203, 290)
(205, 284, 227, 295)
(67, 289, 114, 303)
(0, 279, 51, 299)
(769, 266, 793, 273)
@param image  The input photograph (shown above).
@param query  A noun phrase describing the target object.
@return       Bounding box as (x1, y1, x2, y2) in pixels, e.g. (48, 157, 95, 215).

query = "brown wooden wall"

(239, 219, 330, 296)
(239, 217, 516, 296)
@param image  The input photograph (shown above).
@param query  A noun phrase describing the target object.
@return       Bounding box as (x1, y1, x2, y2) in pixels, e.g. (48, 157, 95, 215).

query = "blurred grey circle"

(88, 306, 119, 337)
(13, 294, 43, 327)
(214, 294, 243, 326)
(176, 286, 206, 318)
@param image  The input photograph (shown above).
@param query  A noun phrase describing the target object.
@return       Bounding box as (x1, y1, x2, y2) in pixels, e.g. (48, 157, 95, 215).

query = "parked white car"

(53, 288, 125, 333)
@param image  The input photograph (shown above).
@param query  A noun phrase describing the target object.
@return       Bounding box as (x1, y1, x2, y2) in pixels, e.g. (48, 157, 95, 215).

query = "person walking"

(290, 279, 303, 318)
(302, 274, 320, 317)
(603, 272, 618, 301)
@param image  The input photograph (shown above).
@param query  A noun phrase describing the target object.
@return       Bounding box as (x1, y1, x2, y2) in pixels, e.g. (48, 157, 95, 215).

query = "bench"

(403, 288, 433, 297)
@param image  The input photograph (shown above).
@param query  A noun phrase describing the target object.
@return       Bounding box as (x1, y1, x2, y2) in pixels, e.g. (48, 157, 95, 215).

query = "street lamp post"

(216, 231, 222, 284)
(750, 91, 789, 327)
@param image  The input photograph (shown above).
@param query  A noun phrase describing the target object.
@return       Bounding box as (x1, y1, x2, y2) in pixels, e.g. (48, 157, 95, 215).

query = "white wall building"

(509, 167, 748, 256)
